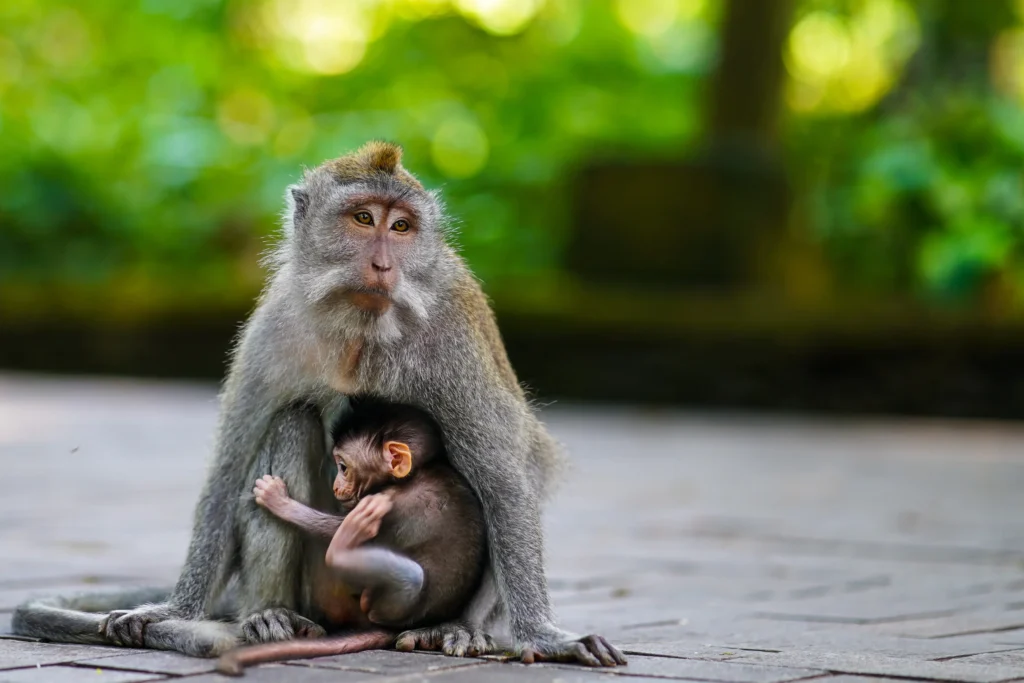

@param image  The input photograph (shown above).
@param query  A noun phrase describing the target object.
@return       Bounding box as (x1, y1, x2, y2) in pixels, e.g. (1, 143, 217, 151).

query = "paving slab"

(732, 651, 1024, 683)
(5, 375, 1024, 683)
(296, 649, 486, 674)
(0, 666, 163, 682)
(184, 664, 382, 682)
(872, 612, 1024, 639)
(75, 651, 219, 675)
(0, 641, 137, 671)
(547, 657, 825, 682)
(422, 662, 715, 682)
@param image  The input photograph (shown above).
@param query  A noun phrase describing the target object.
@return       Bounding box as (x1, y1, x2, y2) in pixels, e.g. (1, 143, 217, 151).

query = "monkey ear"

(385, 441, 413, 479)
(288, 186, 309, 222)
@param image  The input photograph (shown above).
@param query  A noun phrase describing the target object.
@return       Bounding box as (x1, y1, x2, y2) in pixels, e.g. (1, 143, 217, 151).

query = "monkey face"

(332, 436, 414, 507)
(332, 439, 385, 506)
(276, 143, 458, 340)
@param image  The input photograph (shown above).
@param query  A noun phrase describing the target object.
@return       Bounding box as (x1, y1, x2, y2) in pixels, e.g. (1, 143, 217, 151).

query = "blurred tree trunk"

(707, 0, 793, 150)
(568, 0, 796, 292)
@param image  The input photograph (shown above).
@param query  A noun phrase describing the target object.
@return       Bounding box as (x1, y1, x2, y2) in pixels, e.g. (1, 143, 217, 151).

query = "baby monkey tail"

(216, 628, 395, 676)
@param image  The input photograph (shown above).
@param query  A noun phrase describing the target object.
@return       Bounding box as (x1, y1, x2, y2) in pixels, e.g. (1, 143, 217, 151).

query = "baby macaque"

(216, 399, 486, 676)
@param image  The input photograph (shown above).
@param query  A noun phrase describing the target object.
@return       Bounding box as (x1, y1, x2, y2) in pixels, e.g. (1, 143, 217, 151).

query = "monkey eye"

(338, 461, 348, 474)
(391, 219, 410, 233)
(353, 211, 373, 225)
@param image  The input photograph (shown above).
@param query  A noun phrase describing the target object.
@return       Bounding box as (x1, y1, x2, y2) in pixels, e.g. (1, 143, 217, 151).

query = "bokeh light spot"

(455, 0, 545, 36)
(218, 88, 275, 146)
(431, 116, 489, 178)
(785, 0, 919, 115)
(261, 0, 379, 74)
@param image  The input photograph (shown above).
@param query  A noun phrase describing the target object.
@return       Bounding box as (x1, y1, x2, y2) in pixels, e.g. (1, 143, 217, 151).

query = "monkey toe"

(441, 628, 471, 656)
(395, 625, 442, 652)
(397, 623, 490, 658)
(586, 635, 626, 666)
(467, 631, 495, 657)
(104, 610, 145, 647)
(240, 608, 299, 644)
(519, 629, 624, 667)
(291, 614, 326, 639)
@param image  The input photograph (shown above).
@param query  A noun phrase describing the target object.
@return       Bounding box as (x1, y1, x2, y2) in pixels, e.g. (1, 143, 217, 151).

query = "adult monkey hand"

(24, 142, 625, 667)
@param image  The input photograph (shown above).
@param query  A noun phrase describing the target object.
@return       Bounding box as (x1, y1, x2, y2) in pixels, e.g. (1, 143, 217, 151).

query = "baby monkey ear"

(385, 441, 413, 479)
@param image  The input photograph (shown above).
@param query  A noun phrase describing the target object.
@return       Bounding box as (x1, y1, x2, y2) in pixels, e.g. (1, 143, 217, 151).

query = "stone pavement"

(3, 374, 1024, 682)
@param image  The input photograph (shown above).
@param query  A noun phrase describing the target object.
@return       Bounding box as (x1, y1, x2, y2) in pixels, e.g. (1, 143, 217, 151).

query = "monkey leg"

(12, 588, 170, 645)
(326, 547, 424, 627)
(393, 567, 499, 657)
(235, 404, 327, 644)
(13, 589, 242, 658)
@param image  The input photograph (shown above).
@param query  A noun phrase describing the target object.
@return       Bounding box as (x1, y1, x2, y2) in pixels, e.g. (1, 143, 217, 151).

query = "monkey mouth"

(345, 287, 392, 314)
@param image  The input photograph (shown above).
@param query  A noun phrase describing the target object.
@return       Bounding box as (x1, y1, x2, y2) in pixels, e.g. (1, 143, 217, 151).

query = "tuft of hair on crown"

(322, 140, 424, 191)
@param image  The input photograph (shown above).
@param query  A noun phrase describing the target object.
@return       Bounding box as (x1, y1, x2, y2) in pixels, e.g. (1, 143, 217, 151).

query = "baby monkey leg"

(326, 495, 425, 626)
(328, 547, 425, 626)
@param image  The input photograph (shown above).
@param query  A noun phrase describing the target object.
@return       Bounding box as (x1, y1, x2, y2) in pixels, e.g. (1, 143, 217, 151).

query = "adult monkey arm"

(392, 281, 625, 667)
(104, 315, 312, 645)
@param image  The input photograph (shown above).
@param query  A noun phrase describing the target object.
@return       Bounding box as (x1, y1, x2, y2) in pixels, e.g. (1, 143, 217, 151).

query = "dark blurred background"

(5, 0, 1024, 417)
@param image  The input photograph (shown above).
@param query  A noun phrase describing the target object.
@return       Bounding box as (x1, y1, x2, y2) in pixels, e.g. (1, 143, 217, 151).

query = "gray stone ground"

(3, 374, 1024, 682)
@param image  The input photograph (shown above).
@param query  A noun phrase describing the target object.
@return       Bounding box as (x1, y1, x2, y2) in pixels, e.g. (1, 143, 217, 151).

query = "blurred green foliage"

(788, 0, 1024, 306)
(3, 0, 1024, 311)
(0, 0, 715, 302)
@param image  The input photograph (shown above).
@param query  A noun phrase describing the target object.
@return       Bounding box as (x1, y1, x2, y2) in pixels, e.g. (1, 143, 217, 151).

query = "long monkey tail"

(216, 629, 395, 676)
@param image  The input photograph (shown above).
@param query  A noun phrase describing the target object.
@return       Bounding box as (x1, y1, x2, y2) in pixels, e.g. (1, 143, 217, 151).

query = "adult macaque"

(14, 142, 624, 667)
(216, 398, 487, 676)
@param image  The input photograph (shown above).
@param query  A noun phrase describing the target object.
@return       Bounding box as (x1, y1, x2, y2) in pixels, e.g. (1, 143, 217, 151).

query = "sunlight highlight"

(615, 0, 706, 38)
(431, 115, 489, 178)
(454, 0, 545, 35)
(262, 0, 381, 74)
(785, 0, 919, 115)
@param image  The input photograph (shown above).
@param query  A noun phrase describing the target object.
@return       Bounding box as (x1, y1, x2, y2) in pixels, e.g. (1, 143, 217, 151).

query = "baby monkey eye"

(354, 211, 373, 225)
(337, 461, 348, 473)
(391, 219, 410, 233)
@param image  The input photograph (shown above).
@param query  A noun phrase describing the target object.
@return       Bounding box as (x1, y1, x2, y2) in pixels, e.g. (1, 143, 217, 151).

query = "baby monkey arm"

(253, 475, 344, 540)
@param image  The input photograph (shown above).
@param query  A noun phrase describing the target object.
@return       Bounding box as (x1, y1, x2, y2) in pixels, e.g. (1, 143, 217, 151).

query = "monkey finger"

(532, 642, 600, 667)
(466, 630, 493, 657)
(570, 641, 603, 667)
(442, 627, 471, 656)
(101, 610, 126, 643)
(243, 615, 272, 643)
(602, 638, 627, 665)
(581, 635, 620, 667)
(394, 632, 416, 652)
(128, 615, 146, 647)
(520, 647, 537, 664)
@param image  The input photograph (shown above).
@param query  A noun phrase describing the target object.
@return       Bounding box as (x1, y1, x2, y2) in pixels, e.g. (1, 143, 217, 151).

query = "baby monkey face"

(332, 437, 414, 506)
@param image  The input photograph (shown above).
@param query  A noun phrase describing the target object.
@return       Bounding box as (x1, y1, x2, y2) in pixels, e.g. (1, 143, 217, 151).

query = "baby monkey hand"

(331, 493, 393, 551)
(253, 475, 290, 513)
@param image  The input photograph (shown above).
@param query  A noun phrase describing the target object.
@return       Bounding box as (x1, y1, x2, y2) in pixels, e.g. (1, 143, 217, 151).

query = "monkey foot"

(240, 608, 325, 644)
(395, 622, 495, 657)
(519, 625, 626, 667)
(101, 603, 179, 647)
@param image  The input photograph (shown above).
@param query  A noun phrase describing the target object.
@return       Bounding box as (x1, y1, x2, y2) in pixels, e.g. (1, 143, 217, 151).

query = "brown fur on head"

(330, 397, 444, 505)
(321, 141, 424, 191)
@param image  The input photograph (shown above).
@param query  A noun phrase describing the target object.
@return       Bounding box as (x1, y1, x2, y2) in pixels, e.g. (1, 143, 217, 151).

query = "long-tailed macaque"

(216, 398, 487, 675)
(13, 141, 625, 667)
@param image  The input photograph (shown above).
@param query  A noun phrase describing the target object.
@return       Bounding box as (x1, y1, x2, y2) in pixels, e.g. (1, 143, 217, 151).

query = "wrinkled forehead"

(310, 171, 433, 221)
(335, 433, 378, 462)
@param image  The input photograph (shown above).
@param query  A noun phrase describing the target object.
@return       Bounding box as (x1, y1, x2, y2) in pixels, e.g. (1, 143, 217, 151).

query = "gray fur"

(13, 147, 623, 665)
